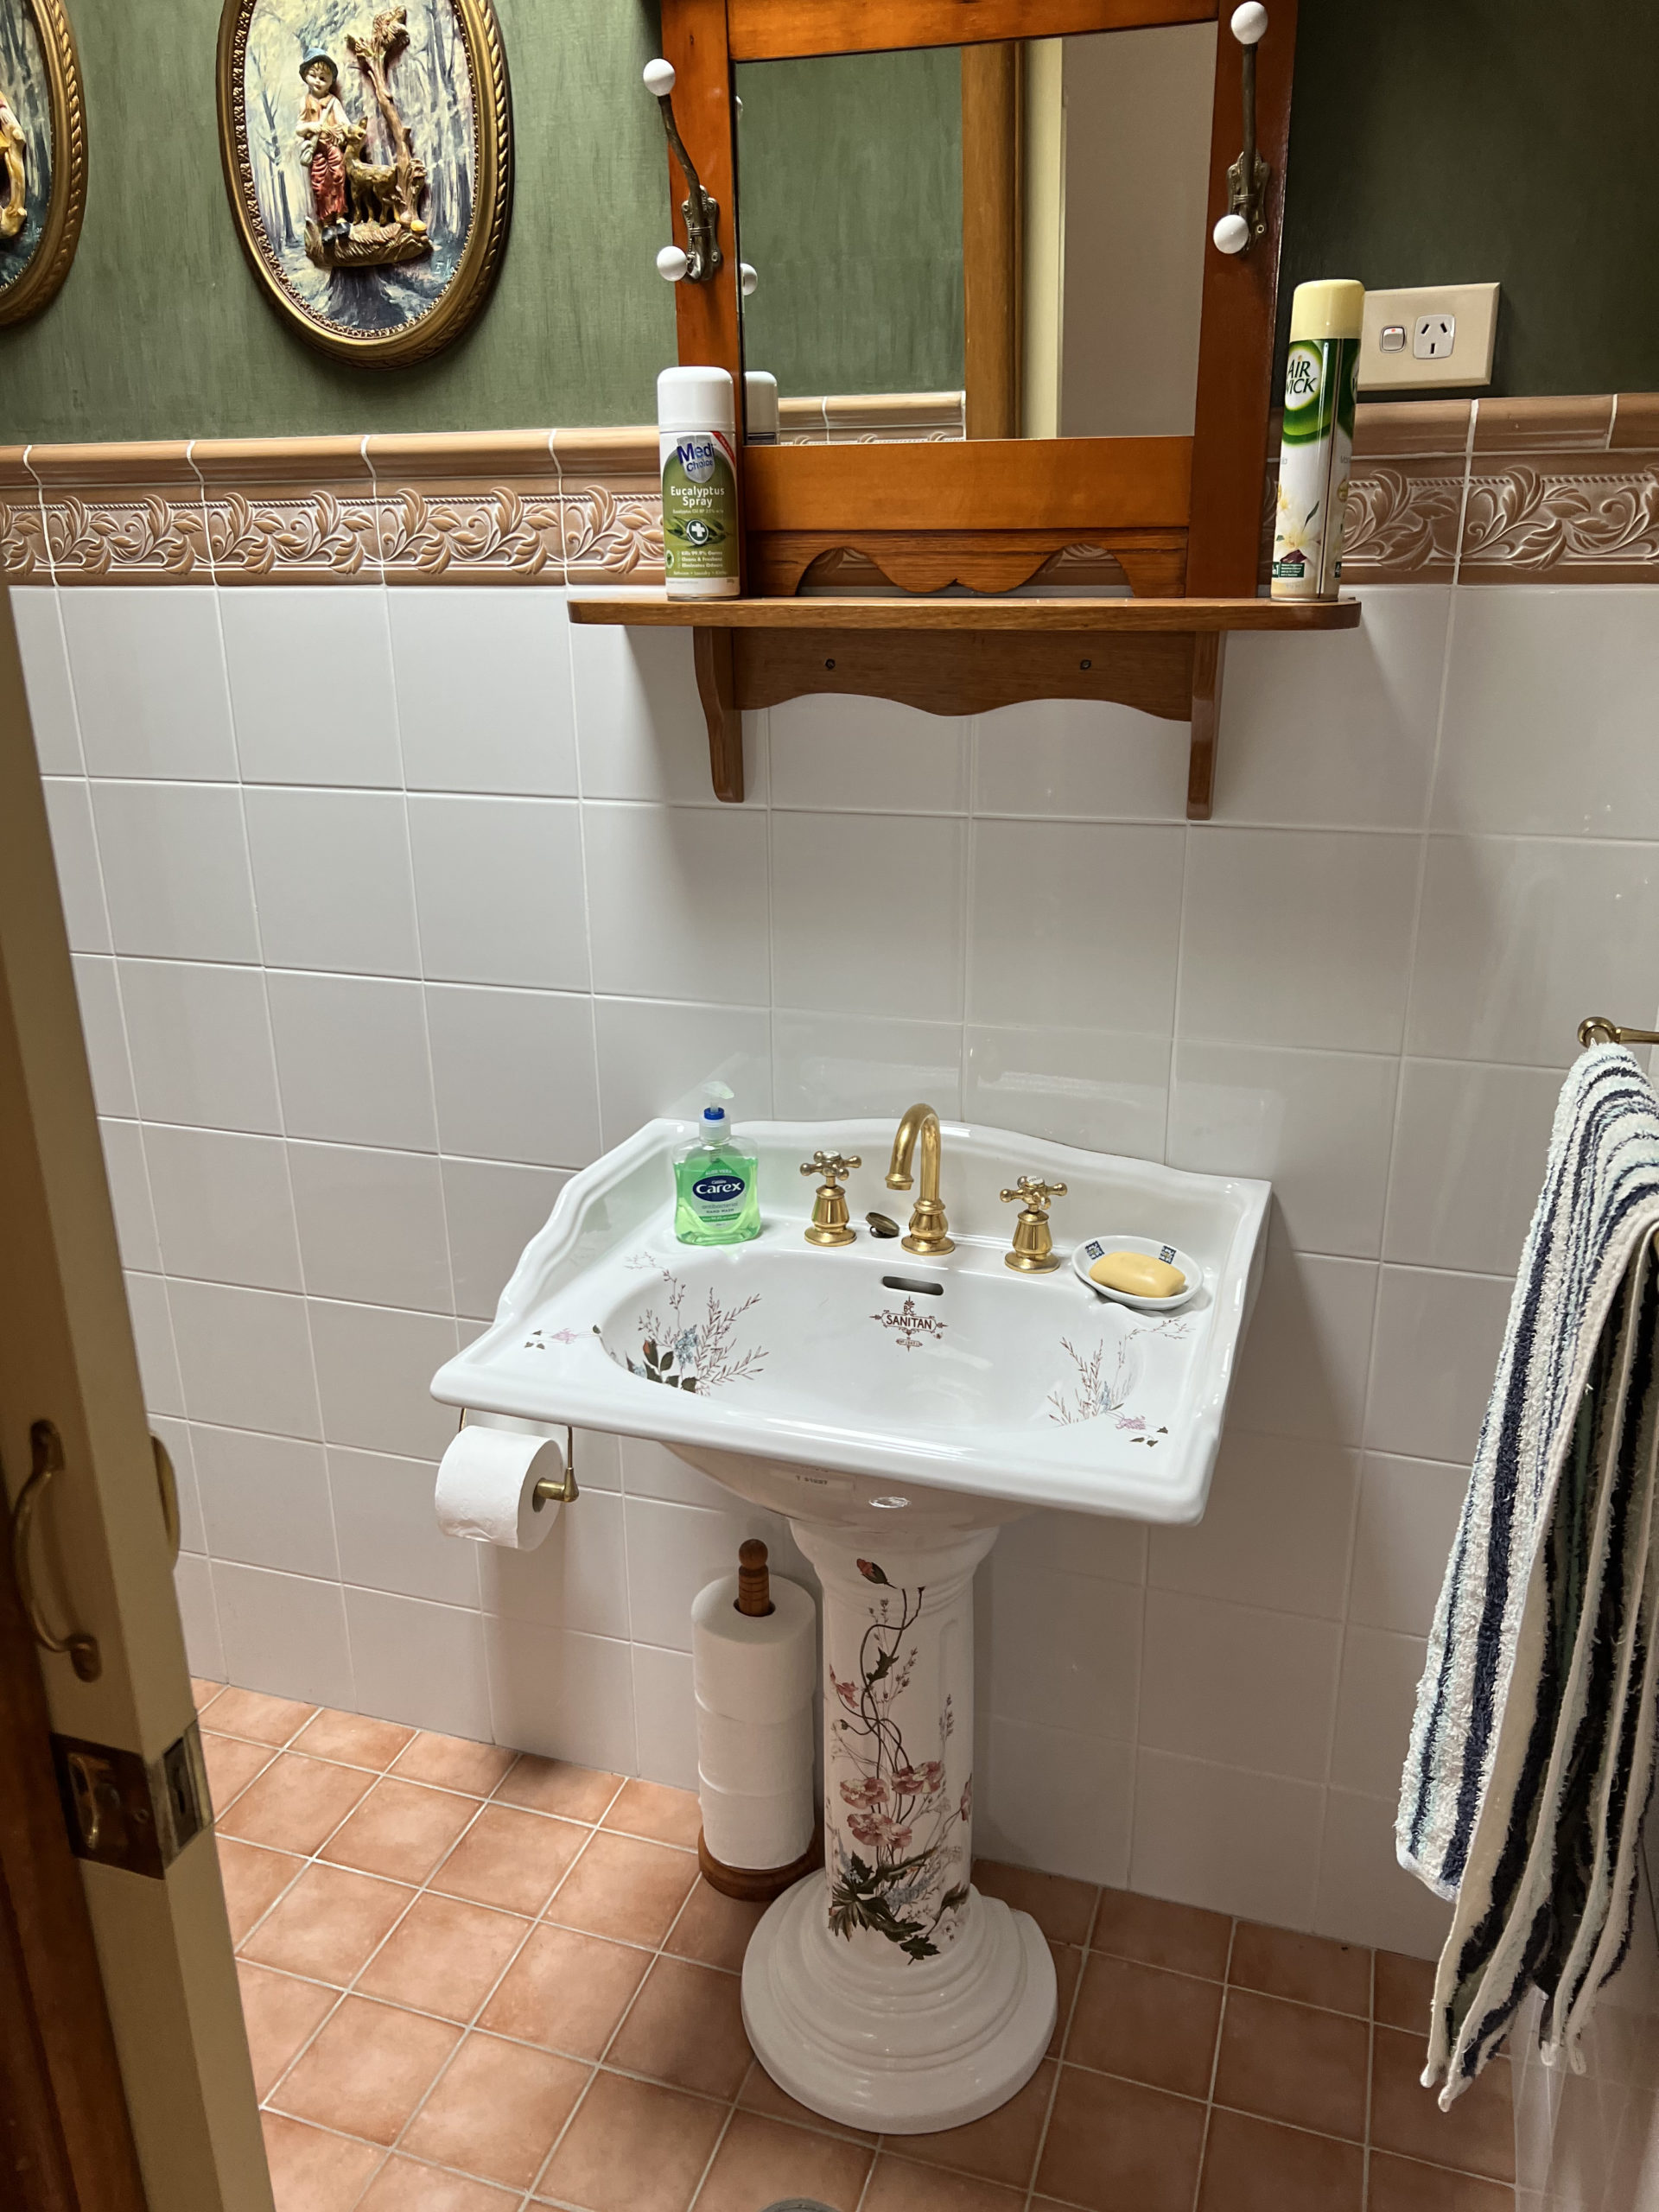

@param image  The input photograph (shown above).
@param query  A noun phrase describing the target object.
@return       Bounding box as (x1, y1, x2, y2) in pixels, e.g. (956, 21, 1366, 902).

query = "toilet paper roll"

(696, 1697, 814, 1795)
(434, 1424, 566, 1551)
(691, 1573, 817, 1723)
(698, 1771, 815, 1872)
(693, 1567, 817, 1871)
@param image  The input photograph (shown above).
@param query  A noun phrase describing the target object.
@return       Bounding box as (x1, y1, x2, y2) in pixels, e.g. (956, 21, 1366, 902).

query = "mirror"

(733, 24, 1217, 445)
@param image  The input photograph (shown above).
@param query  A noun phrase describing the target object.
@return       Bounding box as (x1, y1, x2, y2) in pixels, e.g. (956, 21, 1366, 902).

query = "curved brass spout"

(885, 1103, 954, 1256)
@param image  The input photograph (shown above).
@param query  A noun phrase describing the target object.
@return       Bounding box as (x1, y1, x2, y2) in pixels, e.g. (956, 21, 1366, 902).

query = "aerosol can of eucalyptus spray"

(658, 365, 740, 598)
(1271, 280, 1364, 601)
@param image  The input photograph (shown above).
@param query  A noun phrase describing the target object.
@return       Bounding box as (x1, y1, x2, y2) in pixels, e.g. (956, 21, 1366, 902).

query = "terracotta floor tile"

(1369, 2151, 1517, 2212)
(900, 2058, 1056, 2189)
(402, 2031, 589, 2190)
(240, 1862, 414, 1985)
(295, 1709, 417, 1771)
(974, 1859, 1099, 1948)
(1229, 1920, 1371, 2018)
(391, 1732, 516, 1797)
(1196, 2107, 1363, 2212)
(358, 2158, 519, 2210)
(695, 2112, 873, 2212)
(209, 1687, 317, 1746)
(480, 1923, 651, 2057)
(217, 1838, 303, 1944)
(219, 1752, 376, 1854)
(601, 1777, 702, 1849)
(547, 1831, 698, 1947)
(735, 2059, 877, 2145)
(608, 1955, 753, 2098)
(271, 1995, 461, 2145)
(1091, 1887, 1232, 1980)
(1375, 1948, 1439, 2031)
(356, 1891, 529, 2022)
(537, 2069, 726, 2212)
(236, 1961, 337, 2098)
(1037, 2066, 1205, 2212)
(1067, 1952, 1222, 2099)
(1048, 1942, 1081, 2059)
(1213, 1988, 1369, 2142)
(1372, 2028, 1514, 2182)
(321, 1778, 480, 1885)
(664, 1879, 766, 1974)
(432, 1803, 588, 1916)
(861, 2153, 1025, 2212)
(203, 1731, 276, 1813)
(192, 1676, 225, 1711)
(497, 1753, 623, 1823)
(260, 2112, 385, 2212)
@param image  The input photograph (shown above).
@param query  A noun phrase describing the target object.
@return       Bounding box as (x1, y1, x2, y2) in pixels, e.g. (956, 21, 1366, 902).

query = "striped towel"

(1398, 1045, 1659, 2105)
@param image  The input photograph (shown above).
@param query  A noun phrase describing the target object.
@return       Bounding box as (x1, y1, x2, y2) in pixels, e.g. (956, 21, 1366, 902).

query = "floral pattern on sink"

(1048, 1314, 1192, 1430)
(603, 1269, 766, 1395)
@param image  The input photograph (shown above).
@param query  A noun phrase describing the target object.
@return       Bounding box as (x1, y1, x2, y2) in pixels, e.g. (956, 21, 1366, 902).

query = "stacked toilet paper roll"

(434, 1421, 567, 1551)
(693, 1554, 817, 1872)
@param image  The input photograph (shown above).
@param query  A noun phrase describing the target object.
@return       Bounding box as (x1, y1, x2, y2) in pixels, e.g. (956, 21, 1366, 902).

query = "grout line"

(1189, 1916, 1238, 2212)
(1020, 1924, 1091, 2212)
(1361, 1945, 1376, 2212)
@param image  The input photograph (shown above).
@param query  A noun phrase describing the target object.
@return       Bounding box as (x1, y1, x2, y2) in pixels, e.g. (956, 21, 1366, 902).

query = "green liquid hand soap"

(674, 1084, 761, 1245)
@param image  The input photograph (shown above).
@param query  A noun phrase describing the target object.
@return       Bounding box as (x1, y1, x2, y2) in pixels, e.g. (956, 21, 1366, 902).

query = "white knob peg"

(656, 244, 690, 283)
(740, 263, 758, 297)
(1212, 213, 1250, 255)
(643, 57, 676, 96)
(1230, 3, 1268, 43)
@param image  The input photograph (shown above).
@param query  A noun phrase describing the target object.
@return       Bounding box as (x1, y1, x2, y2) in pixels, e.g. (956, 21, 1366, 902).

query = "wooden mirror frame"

(658, 0, 1299, 602)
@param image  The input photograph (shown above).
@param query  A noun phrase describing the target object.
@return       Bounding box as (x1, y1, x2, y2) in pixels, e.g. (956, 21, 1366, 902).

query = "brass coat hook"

(644, 58, 722, 285)
(1213, 3, 1270, 256)
(9, 1419, 101, 1682)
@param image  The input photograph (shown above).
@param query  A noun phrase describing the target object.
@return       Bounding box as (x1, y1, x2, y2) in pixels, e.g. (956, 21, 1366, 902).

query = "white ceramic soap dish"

(1073, 1232, 1201, 1312)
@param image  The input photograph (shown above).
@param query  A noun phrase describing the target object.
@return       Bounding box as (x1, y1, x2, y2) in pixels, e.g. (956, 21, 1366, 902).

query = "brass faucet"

(885, 1103, 954, 1255)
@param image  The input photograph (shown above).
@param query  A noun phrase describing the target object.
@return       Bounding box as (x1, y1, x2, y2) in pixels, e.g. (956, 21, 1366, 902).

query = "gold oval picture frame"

(217, 0, 512, 367)
(0, 0, 87, 329)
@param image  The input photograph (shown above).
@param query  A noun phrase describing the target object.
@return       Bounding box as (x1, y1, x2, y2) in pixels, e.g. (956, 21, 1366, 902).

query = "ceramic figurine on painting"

(296, 48, 352, 251)
(0, 84, 25, 239)
(296, 18, 430, 272)
(0, 0, 86, 326)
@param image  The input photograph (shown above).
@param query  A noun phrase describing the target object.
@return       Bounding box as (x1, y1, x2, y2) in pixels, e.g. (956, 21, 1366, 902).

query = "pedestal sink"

(432, 1116, 1269, 2134)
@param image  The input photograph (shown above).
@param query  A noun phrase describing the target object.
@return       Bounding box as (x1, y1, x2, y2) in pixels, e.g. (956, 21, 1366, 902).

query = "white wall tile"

(773, 811, 966, 1020)
(92, 782, 261, 963)
(1408, 836, 1659, 1068)
(567, 1429, 622, 1495)
(770, 695, 969, 814)
(62, 588, 238, 779)
(1148, 1433, 1358, 1619)
(308, 1299, 457, 1459)
(992, 1507, 1147, 1587)
(964, 1025, 1168, 1160)
(345, 1589, 493, 1740)
(969, 821, 1183, 1033)
(979, 1719, 1135, 1887)
(631, 1644, 697, 1789)
(426, 983, 599, 1166)
(1140, 1591, 1341, 1782)
(772, 1011, 962, 1122)
(175, 1553, 223, 1680)
(1348, 1452, 1466, 1637)
(1314, 1788, 1450, 1958)
(41, 778, 110, 950)
(476, 1484, 628, 1639)
(442, 1158, 568, 1321)
(594, 998, 770, 1148)
(168, 1279, 320, 1438)
(1330, 1625, 1426, 1797)
(1179, 827, 1420, 1054)
(73, 955, 137, 1118)
(1228, 1230, 1378, 1446)
(483, 1618, 638, 1771)
(583, 804, 769, 1002)
(267, 971, 437, 1151)
(330, 1446, 479, 1608)
(390, 586, 577, 797)
(1435, 588, 1659, 839)
(1217, 586, 1450, 830)
(1166, 1043, 1398, 1261)
(407, 795, 588, 989)
(99, 1118, 161, 1272)
(974, 697, 1188, 823)
(145, 1123, 302, 1290)
(119, 958, 282, 1134)
(12, 588, 83, 773)
(213, 1561, 353, 1709)
(222, 588, 401, 787)
(192, 1425, 338, 1579)
(620, 1435, 734, 1512)
(244, 788, 420, 976)
(1384, 1058, 1561, 1277)
(1365, 1265, 1511, 1464)
(987, 1560, 1141, 1738)
(571, 622, 764, 804)
(125, 1269, 183, 1418)
(1130, 1751, 1324, 1929)
(289, 1142, 451, 1313)
(625, 1495, 800, 1652)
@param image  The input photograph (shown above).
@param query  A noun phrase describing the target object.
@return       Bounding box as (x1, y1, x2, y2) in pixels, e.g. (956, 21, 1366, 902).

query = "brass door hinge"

(51, 1720, 210, 1878)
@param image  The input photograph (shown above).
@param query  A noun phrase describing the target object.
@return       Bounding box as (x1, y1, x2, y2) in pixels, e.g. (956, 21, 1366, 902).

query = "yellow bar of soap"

(1090, 1250, 1185, 1299)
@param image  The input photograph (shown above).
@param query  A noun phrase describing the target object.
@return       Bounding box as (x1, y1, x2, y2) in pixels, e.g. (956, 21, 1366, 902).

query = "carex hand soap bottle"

(674, 1084, 761, 1244)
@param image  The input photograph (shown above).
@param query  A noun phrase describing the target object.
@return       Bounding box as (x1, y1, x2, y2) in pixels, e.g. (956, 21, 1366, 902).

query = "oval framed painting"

(0, 0, 87, 329)
(217, 0, 512, 367)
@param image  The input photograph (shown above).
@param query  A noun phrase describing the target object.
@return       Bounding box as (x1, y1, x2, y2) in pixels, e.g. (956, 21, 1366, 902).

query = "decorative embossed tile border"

(3, 395, 1657, 587)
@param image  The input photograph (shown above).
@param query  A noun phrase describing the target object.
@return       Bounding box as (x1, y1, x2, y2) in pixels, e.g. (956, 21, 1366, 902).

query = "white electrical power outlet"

(1358, 283, 1499, 392)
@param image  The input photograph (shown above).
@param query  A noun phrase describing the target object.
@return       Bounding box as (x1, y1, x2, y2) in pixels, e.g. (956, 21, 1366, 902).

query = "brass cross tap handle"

(801, 1151, 862, 1247)
(999, 1177, 1069, 1274)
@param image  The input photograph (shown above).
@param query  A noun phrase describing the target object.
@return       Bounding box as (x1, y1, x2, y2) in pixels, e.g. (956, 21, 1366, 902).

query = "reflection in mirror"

(734, 26, 1216, 445)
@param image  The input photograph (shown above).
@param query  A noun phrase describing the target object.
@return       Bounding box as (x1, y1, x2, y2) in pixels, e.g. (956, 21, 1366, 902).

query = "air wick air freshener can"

(658, 365, 740, 599)
(1271, 280, 1364, 601)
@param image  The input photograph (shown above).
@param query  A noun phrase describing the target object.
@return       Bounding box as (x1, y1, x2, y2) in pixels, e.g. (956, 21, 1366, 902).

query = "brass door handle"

(153, 1433, 181, 1563)
(9, 1420, 101, 1683)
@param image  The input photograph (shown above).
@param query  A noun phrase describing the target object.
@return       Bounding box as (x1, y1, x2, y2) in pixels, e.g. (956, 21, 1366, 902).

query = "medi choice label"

(658, 365, 740, 599)
(1271, 279, 1364, 602)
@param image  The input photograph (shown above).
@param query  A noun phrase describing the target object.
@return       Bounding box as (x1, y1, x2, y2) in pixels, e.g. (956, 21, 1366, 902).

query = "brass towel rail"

(1580, 1015, 1659, 1049)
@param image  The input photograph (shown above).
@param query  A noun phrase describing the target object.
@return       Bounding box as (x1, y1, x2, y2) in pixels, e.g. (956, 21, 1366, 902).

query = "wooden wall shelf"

(569, 594, 1361, 819)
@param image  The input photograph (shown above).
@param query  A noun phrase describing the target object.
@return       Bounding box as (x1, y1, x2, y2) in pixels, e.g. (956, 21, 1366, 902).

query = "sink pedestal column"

(741, 1521, 1055, 2135)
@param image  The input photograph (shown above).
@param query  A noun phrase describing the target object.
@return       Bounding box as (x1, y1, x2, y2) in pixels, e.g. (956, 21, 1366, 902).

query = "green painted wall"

(1, 0, 1654, 444)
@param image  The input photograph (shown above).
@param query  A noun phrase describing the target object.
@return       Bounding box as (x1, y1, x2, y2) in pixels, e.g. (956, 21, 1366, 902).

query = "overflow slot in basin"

(881, 1274, 944, 1296)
